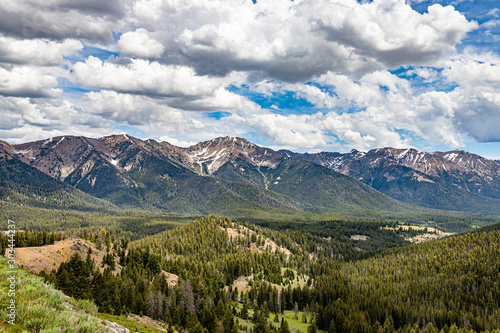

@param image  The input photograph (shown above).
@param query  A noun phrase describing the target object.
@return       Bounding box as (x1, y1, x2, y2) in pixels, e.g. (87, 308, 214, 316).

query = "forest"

(3, 216, 500, 333)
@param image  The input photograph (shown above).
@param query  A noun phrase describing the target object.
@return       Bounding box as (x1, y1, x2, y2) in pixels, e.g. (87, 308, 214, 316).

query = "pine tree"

(328, 319, 336, 333)
(280, 318, 291, 333)
(307, 320, 317, 333)
(215, 321, 225, 333)
(241, 303, 249, 320)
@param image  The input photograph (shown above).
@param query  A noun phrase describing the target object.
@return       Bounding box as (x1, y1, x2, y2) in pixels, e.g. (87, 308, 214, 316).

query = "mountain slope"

(185, 137, 410, 213)
(315, 222, 500, 332)
(8, 135, 304, 214)
(5, 135, 417, 216)
(0, 151, 116, 211)
(0, 257, 109, 332)
(283, 148, 500, 215)
(8, 134, 500, 216)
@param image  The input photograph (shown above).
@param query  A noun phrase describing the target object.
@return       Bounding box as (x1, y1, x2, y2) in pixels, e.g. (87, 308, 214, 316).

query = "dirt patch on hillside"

(350, 235, 369, 241)
(229, 274, 283, 295)
(13, 237, 122, 274)
(382, 225, 453, 244)
(405, 232, 454, 243)
(160, 270, 179, 287)
(222, 226, 291, 259)
(383, 225, 441, 233)
(232, 275, 254, 294)
(127, 314, 169, 332)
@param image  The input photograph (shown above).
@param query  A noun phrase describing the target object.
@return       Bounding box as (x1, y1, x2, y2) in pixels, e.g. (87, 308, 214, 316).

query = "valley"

(2, 216, 500, 332)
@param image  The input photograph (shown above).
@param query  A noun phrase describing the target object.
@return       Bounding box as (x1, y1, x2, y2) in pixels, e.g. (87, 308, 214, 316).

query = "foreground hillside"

(0, 257, 109, 332)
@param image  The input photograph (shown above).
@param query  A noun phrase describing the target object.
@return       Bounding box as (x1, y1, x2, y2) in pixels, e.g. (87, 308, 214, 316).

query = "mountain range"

(2, 134, 500, 217)
(282, 147, 500, 214)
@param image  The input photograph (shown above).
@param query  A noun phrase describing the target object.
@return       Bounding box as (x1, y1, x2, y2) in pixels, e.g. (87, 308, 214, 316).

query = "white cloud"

(487, 8, 500, 18)
(159, 136, 196, 148)
(250, 81, 339, 108)
(117, 28, 165, 58)
(442, 58, 500, 142)
(0, 36, 83, 66)
(72, 57, 233, 99)
(84, 90, 188, 125)
(0, 0, 123, 42)
(120, 0, 476, 81)
(0, 65, 63, 98)
(0, 0, 497, 154)
(312, 1, 477, 68)
(0, 96, 113, 143)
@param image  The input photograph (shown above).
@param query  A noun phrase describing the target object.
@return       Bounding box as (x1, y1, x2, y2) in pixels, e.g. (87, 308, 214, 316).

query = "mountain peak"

(194, 136, 255, 148)
(185, 136, 279, 174)
(99, 134, 140, 145)
(0, 140, 16, 159)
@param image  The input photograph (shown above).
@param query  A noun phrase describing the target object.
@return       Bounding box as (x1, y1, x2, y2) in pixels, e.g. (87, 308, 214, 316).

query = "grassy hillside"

(0, 257, 108, 332)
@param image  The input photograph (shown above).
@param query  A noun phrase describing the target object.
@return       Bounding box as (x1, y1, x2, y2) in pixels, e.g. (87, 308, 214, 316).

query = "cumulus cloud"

(72, 57, 231, 98)
(71, 57, 255, 112)
(117, 28, 165, 58)
(0, 0, 123, 42)
(238, 69, 467, 150)
(0, 0, 498, 155)
(0, 36, 83, 66)
(0, 65, 63, 98)
(159, 136, 197, 148)
(121, 0, 476, 81)
(83, 90, 189, 125)
(0, 96, 113, 143)
(312, 1, 477, 68)
(442, 58, 500, 142)
(82, 90, 243, 142)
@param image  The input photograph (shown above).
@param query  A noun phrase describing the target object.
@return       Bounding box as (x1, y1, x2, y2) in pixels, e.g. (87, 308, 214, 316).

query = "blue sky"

(0, 0, 499, 158)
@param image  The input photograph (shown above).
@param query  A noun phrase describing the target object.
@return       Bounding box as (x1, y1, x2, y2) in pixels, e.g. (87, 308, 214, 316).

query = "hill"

(5, 215, 500, 332)
(0, 256, 111, 332)
(313, 222, 500, 332)
(14, 237, 122, 275)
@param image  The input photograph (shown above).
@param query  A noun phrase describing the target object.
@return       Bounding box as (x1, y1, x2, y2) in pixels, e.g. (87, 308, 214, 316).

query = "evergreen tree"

(280, 318, 291, 333)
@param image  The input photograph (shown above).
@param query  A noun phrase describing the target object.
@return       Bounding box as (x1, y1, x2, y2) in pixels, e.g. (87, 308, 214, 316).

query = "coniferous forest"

(4, 216, 500, 333)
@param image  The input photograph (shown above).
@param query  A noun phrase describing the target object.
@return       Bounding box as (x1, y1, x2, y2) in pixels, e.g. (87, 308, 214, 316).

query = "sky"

(0, 0, 499, 158)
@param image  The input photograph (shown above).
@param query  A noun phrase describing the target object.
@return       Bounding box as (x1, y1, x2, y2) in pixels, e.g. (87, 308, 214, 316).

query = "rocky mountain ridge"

(3, 134, 500, 215)
(2, 134, 409, 215)
(282, 147, 500, 197)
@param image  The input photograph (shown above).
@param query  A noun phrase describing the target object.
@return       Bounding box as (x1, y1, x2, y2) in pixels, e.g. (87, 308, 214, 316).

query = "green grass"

(0, 257, 107, 332)
(280, 267, 309, 289)
(235, 305, 312, 333)
(280, 311, 312, 332)
(235, 317, 254, 332)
